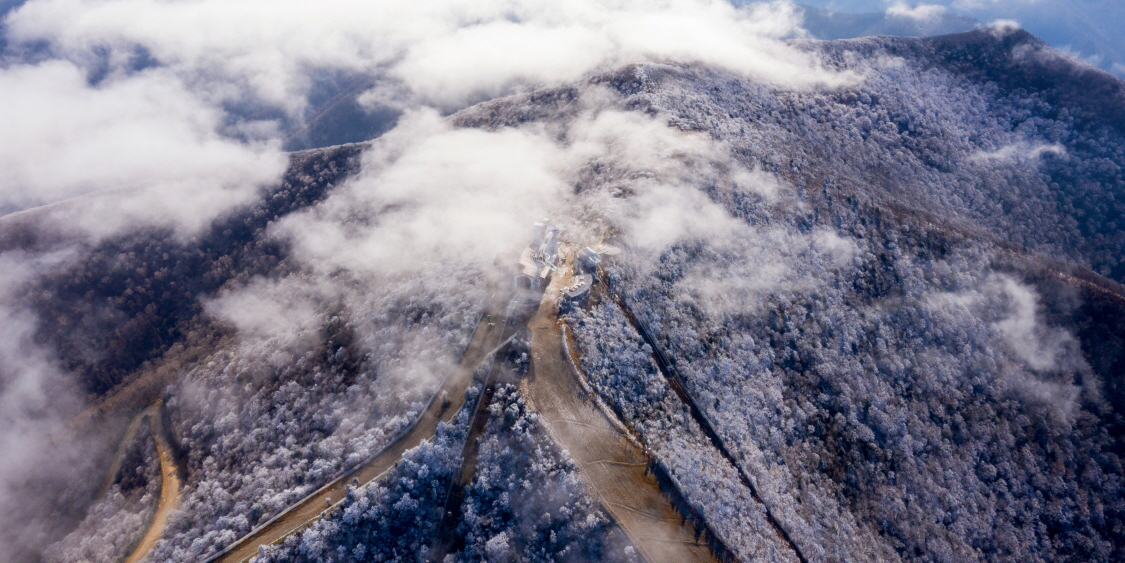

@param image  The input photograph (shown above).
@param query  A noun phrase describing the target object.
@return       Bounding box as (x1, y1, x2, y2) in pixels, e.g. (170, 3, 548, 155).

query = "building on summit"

(514, 219, 560, 290)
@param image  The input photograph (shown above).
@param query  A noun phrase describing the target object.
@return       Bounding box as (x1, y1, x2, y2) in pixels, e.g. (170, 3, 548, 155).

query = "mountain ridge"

(6, 27, 1125, 563)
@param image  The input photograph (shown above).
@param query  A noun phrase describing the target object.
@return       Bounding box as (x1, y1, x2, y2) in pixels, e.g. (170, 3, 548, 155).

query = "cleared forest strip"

(425, 382, 498, 563)
(613, 295, 810, 563)
(204, 311, 505, 563)
(522, 270, 723, 563)
(427, 318, 527, 562)
(561, 310, 742, 563)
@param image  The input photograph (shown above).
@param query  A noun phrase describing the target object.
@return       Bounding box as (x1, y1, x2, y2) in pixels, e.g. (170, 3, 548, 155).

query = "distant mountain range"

(790, 1, 1125, 77)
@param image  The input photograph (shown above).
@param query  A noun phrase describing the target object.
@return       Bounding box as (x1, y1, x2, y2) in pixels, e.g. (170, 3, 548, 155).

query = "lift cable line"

(612, 290, 810, 563)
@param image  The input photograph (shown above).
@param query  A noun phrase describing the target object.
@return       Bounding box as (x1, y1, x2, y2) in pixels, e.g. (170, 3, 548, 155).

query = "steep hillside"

(451, 28, 1125, 562)
(6, 27, 1125, 563)
(1, 143, 366, 398)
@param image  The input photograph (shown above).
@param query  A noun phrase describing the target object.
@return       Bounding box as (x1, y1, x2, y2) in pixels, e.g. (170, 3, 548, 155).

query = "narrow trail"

(205, 309, 507, 563)
(612, 294, 810, 563)
(123, 399, 182, 563)
(522, 267, 722, 563)
(425, 382, 498, 563)
(426, 307, 528, 563)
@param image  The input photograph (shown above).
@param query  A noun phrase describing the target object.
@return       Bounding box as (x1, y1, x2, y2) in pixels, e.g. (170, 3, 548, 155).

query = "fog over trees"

(575, 30, 1123, 562)
(254, 383, 640, 563)
(145, 267, 489, 562)
(44, 420, 162, 563)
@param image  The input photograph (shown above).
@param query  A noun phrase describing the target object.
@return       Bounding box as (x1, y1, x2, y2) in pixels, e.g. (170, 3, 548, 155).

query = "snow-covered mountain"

(5, 24, 1125, 563)
(793, 0, 1125, 77)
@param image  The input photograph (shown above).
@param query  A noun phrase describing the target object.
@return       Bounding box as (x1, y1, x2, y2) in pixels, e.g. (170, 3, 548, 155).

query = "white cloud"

(676, 228, 857, 319)
(0, 251, 79, 425)
(6, 0, 850, 115)
(991, 276, 1088, 420)
(986, 18, 1021, 29)
(0, 249, 93, 563)
(560, 108, 751, 250)
(886, 2, 949, 22)
(276, 107, 570, 276)
(925, 274, 1088, 422)
(281, 88, 853, 325)
(0, 59, 286, 233)
(277, 94, 786, 277)
(992, 277, 1070, 372)
(969, 141, 1065, 164)
(205, 277, 324, 344)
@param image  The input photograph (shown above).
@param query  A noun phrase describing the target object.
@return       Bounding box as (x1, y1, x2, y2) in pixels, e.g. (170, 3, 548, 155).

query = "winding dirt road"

(114, 400, 182, 563)
(522, 267, 721, 563)
(121, 263, 730, 563)
(98, 404, 157, 500)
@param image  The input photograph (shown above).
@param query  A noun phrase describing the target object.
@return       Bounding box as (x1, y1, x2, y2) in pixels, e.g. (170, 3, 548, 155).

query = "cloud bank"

(0, 60, 285, 230)
(6, 0, 841, 114)
(0, 0, 854, 227)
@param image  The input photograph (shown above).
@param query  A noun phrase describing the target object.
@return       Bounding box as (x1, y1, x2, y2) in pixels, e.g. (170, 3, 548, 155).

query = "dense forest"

(468, 27, 1125, 562)
(254, 382, 640, 563)
(3, 26, 1125, 563)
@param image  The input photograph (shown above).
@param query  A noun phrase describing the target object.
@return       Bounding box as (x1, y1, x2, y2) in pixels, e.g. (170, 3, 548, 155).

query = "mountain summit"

(4, 25, 1125, 563)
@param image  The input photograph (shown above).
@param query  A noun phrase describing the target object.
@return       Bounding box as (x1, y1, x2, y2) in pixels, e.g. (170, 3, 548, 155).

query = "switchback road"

(205, 312, 505, 563)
